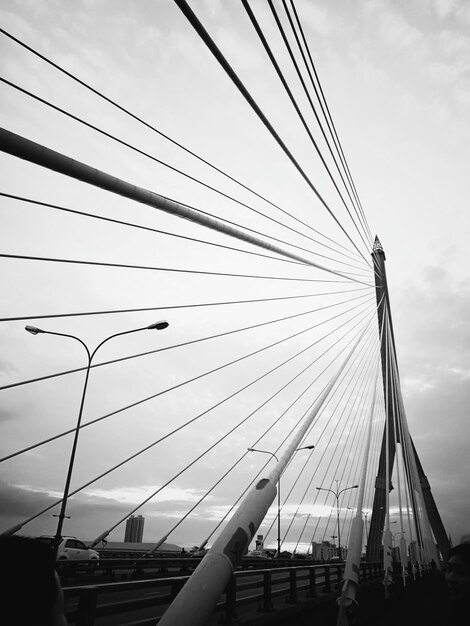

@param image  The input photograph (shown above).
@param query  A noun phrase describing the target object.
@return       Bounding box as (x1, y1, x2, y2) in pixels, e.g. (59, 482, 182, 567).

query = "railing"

(63, 561, 383, 625)
(58, 557, 201, 581)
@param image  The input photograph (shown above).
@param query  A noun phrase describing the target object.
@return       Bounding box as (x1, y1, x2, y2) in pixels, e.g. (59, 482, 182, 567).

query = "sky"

(0, 0, 469, 552)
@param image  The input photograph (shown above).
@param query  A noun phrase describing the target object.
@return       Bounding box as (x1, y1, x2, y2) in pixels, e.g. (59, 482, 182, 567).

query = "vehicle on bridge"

(245, 549, 273, 559)
(38, 535, 100, 562)
(188, 547, 209, 558)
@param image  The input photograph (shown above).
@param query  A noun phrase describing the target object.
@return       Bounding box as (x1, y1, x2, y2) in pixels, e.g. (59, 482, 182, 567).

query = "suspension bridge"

(0, 1, 459, 625)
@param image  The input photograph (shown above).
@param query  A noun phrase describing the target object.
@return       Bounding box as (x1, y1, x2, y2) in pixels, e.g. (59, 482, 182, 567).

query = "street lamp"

(331, 535, 337, 555)
(247, 448, 280, 557)
(25, 320, 169, 558)
(247, 444, 315, 558)
(317, 480, 358, 560)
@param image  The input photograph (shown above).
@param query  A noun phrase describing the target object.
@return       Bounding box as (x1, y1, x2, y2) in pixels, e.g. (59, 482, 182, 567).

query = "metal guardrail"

(58, 556, 347, 582)
(63, 561, 383, 625)
(58, 557, 201, 581)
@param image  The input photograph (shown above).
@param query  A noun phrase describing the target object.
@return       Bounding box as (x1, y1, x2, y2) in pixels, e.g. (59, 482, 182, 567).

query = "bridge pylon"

(366, 237, 450, 562)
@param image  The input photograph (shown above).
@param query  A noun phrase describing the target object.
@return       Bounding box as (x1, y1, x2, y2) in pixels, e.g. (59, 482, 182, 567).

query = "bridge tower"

(366, 237, 450, 562)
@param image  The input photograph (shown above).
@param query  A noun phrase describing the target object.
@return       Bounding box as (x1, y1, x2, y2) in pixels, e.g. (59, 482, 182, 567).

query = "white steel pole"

(337, 366, 378, 625)
(383, 314, 393, 597)
(0, 128, 371, 287)
(159, 321, 371, 626)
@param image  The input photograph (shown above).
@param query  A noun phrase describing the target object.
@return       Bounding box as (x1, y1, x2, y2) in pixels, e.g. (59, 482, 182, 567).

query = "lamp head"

(147, 321, 169, 331)
(25, 325, 45, 335)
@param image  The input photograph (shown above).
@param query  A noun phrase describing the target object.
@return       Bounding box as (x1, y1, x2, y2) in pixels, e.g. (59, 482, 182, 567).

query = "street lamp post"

(25, 320, 169, 558)
(331, 535, 337, 557)
(317, 480, 358, 560)
(247, 448, 280, 557)
(248, 444, 315, 558)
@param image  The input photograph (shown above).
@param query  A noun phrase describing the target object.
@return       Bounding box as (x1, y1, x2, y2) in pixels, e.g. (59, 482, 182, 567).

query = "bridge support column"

(367, 237, 450, 563)
(411, 441, 451, 559)
(367, 238, 396, 562)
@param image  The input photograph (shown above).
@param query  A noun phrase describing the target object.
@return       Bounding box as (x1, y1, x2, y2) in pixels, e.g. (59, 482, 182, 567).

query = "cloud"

(396, 272, 470, 378)
(214, 23, 265, 74)
(393, 267, 470, 540)
(85, 484, 206, 505)
(295, 1, 339, 38)
(0, 480, 57, 519)
(438, 29, 470, 57)
(456, 4, 470, 25)
(454, 79, 470, 104)
(378, 9, 423, 49)
(426, 30, 470, 107)
(433, 0, 459, 19)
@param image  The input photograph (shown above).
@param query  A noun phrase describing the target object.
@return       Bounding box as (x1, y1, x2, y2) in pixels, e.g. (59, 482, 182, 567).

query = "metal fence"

(63, 561, 382, 625)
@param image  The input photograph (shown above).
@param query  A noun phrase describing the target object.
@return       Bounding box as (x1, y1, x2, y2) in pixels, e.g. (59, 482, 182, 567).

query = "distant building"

(311, 541, 335, 561)
(100, 541, 181, 556)
(124, 515, 145, 542)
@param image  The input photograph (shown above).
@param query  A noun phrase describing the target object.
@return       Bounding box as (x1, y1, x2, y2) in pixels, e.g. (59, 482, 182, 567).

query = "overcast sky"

(1, 0, 469, 552)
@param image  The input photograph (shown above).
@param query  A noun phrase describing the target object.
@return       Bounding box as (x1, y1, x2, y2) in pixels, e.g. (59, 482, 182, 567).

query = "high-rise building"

(124, 515, 145, 542)
(311, 541, 336, 561)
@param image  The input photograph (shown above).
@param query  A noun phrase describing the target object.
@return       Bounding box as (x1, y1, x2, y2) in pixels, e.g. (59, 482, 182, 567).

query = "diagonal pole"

(158, 320, 372, 626)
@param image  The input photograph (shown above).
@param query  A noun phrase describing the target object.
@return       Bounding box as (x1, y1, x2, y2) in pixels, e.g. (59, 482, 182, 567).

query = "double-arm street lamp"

(25, 320, 169, 558)
(317, 480, 358, 560)
(248, 444, 315, 558)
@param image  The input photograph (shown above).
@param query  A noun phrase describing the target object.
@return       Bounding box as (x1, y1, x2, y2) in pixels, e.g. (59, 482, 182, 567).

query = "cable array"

(0, 3, 401, 561)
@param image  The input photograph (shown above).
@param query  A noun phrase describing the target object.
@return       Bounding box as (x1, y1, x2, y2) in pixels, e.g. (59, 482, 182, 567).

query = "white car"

(38, 535, 100, 561)
(245, 550, 272, 559)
